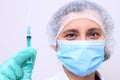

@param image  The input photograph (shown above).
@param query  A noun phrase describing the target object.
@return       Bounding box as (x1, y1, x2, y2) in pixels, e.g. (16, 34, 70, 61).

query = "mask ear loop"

(55, 41, 59, 52)
(103, 46, 110, 61)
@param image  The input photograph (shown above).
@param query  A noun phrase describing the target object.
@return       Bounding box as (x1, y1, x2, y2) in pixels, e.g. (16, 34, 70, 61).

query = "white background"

(0, 0, 120, 80)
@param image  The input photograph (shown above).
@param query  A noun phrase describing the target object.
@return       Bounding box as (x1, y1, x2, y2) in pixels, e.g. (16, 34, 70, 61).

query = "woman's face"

(57, 18, 105, 40)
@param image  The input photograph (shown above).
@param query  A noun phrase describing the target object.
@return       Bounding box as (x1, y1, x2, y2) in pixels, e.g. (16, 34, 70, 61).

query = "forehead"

(61, 18, 102, 32)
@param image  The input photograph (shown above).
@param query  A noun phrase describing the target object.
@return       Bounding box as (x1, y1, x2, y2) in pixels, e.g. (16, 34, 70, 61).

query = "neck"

(63, 66, 95, 80)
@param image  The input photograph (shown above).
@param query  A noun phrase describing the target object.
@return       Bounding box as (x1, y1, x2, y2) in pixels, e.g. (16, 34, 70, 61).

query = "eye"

(88, 32, 101, 39)
(64, 33, 77, 40)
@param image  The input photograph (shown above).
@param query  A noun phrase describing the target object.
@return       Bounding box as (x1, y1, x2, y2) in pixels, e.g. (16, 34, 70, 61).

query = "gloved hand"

(0, 48, 37, 80)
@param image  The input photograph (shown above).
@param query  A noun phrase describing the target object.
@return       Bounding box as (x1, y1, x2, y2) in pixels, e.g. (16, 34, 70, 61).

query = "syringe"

(27, 12, 31, 47)
(26, 12, 32, 70)
(27, 26, 31, 47)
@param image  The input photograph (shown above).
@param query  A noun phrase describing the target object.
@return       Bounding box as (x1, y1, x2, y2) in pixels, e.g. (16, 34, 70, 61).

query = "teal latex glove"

(0, 48, 37, 80)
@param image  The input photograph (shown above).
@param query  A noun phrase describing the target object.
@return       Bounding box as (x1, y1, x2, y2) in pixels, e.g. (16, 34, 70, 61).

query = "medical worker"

(47, 0, 114, 80)
(0, 0, 114, 80)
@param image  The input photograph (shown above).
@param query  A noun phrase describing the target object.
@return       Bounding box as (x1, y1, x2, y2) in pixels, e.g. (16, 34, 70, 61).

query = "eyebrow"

(87, 28, 103, 32)
(62, 28, 103, 35)
(62, 29, 78, 34)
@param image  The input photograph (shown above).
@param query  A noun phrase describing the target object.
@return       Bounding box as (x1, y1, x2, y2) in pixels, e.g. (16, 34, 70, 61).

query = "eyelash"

(88, 32, 101, 39)
(65, 33, 77, 40)
(63, 32, 101, 40)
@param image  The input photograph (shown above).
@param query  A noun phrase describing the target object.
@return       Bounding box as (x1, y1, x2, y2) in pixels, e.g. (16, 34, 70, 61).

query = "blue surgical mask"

(57, 40, 105, 77)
